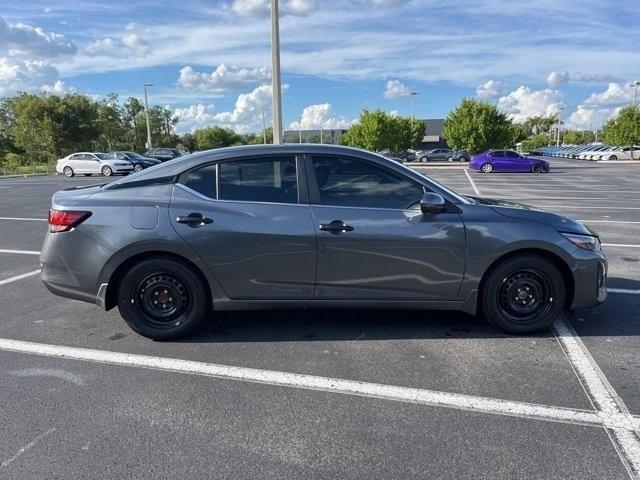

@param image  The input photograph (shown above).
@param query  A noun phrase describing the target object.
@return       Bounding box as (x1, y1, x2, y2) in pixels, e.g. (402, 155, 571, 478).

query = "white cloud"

(289, 103, 353, 130)
(85, 33, 151, 58)
(566, 82, 634, 130)
(475, 79, 505, 100)
(497, 85, 565, 122)
(40, 80, 72, 94)
(580, 82, 633, 108)
(0, 16, 76, 58)
(383, 79, 411, 99)
(174, 104, 218, 133)
(178, 64, 270, 93)
(547, 71, 569, 88)
(547, 70, 623, 87)
(0, 57, 58, 95)
(174, 84, 289, 133)
(231, 0, 315, 16)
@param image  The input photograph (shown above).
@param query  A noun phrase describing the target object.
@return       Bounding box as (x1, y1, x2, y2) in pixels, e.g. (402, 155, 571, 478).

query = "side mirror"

(420, 192, 446, 215)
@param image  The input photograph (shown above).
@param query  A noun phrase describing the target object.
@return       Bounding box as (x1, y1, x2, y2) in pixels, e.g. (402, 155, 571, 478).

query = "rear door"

(307, 154, 465, 300)
(170, 154, 317, 299)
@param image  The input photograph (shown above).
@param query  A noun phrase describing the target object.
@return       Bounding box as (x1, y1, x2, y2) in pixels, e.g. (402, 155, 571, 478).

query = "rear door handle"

(176, 212, 213, 227)
(319, 220, 354, 235)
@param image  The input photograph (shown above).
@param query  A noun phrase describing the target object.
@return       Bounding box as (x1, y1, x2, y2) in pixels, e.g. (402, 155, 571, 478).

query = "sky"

(0, 0, 639, 134)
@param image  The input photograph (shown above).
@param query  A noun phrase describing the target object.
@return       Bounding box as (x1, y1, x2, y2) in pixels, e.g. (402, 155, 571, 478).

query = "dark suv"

(145, 148, 184, 162)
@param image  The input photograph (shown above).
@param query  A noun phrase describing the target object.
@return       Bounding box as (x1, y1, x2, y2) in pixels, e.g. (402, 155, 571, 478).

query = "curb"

(0, 173, 52, 180)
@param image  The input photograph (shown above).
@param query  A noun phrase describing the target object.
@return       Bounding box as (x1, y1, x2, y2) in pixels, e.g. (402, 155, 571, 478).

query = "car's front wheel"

(420, 156, 428, 163)
(480, 254, 565, 334)
(101, 166, 113, 176)
(531, 163, 544, 173)
(134, 164, 144, 172)
(117, 257, 209, 340)
(481, 163, 493, 173)
(609, 155, 617, 161)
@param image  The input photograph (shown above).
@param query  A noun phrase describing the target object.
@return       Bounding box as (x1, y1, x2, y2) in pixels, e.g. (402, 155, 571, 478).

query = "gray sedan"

(41, 144, 607, 340)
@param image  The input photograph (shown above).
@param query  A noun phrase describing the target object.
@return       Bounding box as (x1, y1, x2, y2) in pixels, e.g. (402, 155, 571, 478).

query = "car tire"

(531, 163, 544, 173)
(447, 156, 454, 163)
(101, 166, 113, 176)
(420, 156, 428, 163)
(480, 254, 565, 334)
(134, 164, 144, 172)
(117, 257, 209, 340)
(63, 166, 74, 177)
(481, 163, 493, 173)
(609, 155, 617, 161)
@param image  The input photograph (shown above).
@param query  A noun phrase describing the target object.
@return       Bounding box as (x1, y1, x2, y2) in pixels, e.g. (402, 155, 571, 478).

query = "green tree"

(602, 106, 640, 147)
(520, 134, 551, 152)
(194, 126, 242, 150)
(123, 97, 144, 151)
(178, 132, 197, 153)
(96, 93, 127, 151)
(341, 109, 419, 152)
(562, 130, 595, 145)
(522, 115, 557, 136)
(443, 98, 513, 154)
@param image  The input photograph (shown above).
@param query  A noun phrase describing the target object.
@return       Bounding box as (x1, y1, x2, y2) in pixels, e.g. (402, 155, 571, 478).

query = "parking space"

(0, 161, 639, 478)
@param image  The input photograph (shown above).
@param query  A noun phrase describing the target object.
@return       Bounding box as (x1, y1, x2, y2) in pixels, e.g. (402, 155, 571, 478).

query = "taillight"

(48, 209, 91, 233)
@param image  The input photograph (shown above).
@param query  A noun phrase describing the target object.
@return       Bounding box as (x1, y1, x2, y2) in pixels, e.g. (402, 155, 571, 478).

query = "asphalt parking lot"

(0, 157, 639, 479)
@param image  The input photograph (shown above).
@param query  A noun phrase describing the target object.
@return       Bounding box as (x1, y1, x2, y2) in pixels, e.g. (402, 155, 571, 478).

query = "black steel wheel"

(480, 254, 565, 333)
(117, 257, 208, 340)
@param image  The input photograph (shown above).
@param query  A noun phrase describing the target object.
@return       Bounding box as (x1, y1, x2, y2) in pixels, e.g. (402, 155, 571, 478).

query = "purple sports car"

(469, 149, 550, 173)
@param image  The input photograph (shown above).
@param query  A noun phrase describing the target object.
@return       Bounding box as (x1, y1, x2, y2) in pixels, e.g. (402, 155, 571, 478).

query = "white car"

(600, 146, 640, 161)
(578, 146, 610, 160)
(56, 152, 134, 177)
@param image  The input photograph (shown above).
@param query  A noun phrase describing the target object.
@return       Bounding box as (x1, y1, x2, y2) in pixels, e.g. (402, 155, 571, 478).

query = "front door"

(308, 155, 466, 300)
(170, 155, 316, 300)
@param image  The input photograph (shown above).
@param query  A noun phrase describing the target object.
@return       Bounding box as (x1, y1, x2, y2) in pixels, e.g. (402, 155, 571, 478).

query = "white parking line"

(580, 220, 640, 225)
(0, 217, 46, 222)
(552, 316, 640, 478)
(540, 206, 640, 210)
(608, 288, 640, 295)
(0, 336, 639, 434)
(602, 244, 640, 249)
(464, 169, 480, 195)
(0, 249, 40, 255)
(0, 270, 41, 286)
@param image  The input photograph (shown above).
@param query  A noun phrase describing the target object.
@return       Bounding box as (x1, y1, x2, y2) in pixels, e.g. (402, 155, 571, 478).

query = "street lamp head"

(144, 83, 154, 87)
(629, 80, 640, 88)
(409, 91, 420, 96)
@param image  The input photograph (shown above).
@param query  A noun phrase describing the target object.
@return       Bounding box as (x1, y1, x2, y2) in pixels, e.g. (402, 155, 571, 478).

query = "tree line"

(1, 92, 637, 170)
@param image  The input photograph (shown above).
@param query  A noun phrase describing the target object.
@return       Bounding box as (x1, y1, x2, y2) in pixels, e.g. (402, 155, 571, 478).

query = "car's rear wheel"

(101, 166, 113, 176)
(420, 156, 428, 163)
(481, 163, 493, 173)
(117, 257, 208, 340)
(480, 254, 565, 334)
(63, 166, 74, 177)
(531, 163, 544, 173)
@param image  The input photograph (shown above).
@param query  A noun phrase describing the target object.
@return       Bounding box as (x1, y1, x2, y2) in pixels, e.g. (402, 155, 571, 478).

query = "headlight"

(562, 233, 601, 252)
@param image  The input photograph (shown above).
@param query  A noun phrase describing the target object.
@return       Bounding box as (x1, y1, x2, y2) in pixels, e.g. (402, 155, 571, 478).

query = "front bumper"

(569, 248, 607, 309)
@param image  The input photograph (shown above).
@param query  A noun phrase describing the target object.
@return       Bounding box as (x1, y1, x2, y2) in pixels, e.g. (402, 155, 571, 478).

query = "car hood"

(467, 196, 597, 236)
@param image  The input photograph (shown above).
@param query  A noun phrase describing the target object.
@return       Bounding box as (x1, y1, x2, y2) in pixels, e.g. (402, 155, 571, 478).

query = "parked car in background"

(419, 148, 453, 162)
(105, 151, 162, 172)
(449, 150, 470, 162)
(42, 144, 605, 340)
(378, 149, 416, 162)
(145, 148, 185, 162)
(56, 152, 134, 177)
(600, 146, 640, 161)
(470, 150, 550, 173)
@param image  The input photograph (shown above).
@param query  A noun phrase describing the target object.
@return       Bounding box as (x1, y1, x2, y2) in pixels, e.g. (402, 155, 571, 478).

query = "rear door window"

(219, 157, 298, 204)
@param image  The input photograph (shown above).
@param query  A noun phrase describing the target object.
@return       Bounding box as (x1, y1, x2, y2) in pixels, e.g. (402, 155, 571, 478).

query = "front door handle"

(319, 220, 354, 235)
(176, 212, 213, 227)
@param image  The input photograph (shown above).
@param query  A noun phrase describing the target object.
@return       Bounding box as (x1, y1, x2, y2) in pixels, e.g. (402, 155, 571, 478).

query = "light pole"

(143, 83, 153, 150)
(270, 0, 283, 144)
(261, 108, 270, 144)
(630, 80, 640, 160)
(555, 107, 565, 147)
(409, 91, 420, 120)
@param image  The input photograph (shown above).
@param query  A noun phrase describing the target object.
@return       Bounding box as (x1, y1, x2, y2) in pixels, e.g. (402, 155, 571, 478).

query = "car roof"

(106, 144, 412, 189)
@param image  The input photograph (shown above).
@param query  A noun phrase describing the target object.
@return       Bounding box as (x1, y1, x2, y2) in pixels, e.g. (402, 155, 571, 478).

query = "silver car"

(42, 144, 607, 340)
(56, 152, 134, 177)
